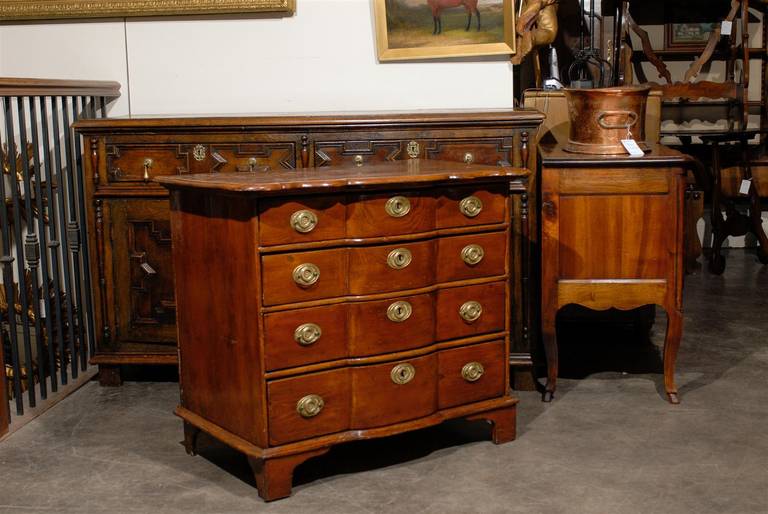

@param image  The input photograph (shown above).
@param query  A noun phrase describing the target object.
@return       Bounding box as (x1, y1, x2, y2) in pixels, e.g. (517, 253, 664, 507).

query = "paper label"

(39, 299, 46, 318)
(740, 178, 752, 195)
(621, 139, 645, 157)
(721, 20, 733, 36)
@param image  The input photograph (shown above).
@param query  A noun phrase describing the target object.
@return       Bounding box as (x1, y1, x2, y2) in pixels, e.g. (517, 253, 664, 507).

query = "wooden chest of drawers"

(157, 159, 526, 501)
(74, 111, 544, 387)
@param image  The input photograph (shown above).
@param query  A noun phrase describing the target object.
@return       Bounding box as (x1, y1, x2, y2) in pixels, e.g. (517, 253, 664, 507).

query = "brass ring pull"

(461, 244, 484, 266)
(292, 263, 320, 287)
(464, 152, 474, 164)
(391, 363, 415, 385)
(296, 394, 324, 418)
(459, 196, 483, 218)
(461, 362, 485, 382)
(353, 154, 364, 166)
(290, 209, 318, 233)
(294, 323, 322, 346)
(459, 300, 483, 323)
(387, 248, 412, 270)
(387, 300, 412, 323)
(142, 158, 153, 183)
(385, 196, 411, 218)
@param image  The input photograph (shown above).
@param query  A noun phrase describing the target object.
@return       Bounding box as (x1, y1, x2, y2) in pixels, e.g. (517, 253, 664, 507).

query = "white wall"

(0, 0, 515, 116)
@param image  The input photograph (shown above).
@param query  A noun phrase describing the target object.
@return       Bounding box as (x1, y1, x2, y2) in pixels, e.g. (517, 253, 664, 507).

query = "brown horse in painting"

(428, 0, 481, 35)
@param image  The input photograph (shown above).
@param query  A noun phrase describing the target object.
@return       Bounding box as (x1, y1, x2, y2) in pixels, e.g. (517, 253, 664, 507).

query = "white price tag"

(39, 299, 46, 318)
(721, 20, 733, 36)
(739, 178, 752, 195)
(621, 139, 645, 157)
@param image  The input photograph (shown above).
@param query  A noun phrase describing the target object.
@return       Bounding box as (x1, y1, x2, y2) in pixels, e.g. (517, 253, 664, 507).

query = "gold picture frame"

(0, 0, 295, 21)
(374, 0, 516, 62)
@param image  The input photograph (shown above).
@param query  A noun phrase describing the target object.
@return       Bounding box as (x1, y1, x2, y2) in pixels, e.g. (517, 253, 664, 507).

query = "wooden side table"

(539, 144, 693, 404)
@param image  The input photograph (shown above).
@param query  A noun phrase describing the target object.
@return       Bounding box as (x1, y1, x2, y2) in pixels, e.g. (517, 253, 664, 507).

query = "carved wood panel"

(425, 137, 518, 166)
(313, 140, 416, 167)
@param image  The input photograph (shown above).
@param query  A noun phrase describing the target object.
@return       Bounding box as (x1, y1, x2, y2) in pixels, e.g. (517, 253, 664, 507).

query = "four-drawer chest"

(157, 159, 528, 500)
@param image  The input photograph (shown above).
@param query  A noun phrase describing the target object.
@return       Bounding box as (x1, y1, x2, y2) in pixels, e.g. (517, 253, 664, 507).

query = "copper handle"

(596, 110, 638, 130)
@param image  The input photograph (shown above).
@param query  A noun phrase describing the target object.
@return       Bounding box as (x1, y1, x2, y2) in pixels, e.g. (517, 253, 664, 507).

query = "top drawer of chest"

(259, 185, 507, 246)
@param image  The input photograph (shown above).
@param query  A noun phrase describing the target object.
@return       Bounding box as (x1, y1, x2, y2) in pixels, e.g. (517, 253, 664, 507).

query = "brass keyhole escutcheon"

(387, 300, 412, 323)
(459, 196, 483, 218)
(296, 394, 324, 418)
(292, 263, 320, 287)
(291, 209, 318, 233)
(459, 301, 483, 323)
(385, 196, 411, 218)
(461, 244, 484, 266)
(142, 158, 153, 183)
(387, 248, 412, 270)
(391, 363, 416, 385)
(354, 154, 364, 166)
(406, 140, 420, 159)
(464, 152, 474, 164)
(461, 362, 485, 382)
(294, 323, 322, 346)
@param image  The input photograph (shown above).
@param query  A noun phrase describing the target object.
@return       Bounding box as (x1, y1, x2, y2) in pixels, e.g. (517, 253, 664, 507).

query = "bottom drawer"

(438, 340, 506, 409)
(267, 368, 350, 446)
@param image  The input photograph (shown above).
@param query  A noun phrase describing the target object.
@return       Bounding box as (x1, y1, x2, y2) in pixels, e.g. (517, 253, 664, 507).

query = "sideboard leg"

(247, 448, 329, 502)
(98, 365, 122, 387)
(663, 308, 684, 404)
(466, 404, 517, 444)
(541, 319, 558, 402)
(183, 422, 200, 456)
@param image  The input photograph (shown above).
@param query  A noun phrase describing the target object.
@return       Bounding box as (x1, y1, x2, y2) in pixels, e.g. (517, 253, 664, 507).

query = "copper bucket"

(563, 86, 650, 154)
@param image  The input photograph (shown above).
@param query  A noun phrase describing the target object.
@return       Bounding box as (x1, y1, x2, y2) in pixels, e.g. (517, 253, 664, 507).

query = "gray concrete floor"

(1, 251, 767, 514)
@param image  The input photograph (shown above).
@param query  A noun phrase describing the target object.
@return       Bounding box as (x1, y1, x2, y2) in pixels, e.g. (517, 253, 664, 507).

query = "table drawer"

(262, 248, 347, 306)
(347, 191, 435, 238)
(107, 144, 188, 185)
(348, 239, 435, 295)
(259, 196, 346, 246)
(436, 281, 506, 341)
(438, 340, 506, 409)
(263, 304, 348, 371)
(436, 231, 507, 283)
(348, 292, 435, 357)
(267, 367, 351, 446)
(436, 186, 507, 228)
(351, 353, 437, 429)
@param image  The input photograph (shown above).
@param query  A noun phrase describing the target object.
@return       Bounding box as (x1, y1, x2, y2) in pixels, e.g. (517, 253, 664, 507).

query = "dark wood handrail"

(0, 78, 121, 98)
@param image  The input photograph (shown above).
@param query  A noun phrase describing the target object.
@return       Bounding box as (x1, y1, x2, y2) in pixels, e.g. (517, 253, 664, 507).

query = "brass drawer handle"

(387, 248, 412, 270)
(391, 363, 415, 385)
(461, 244, 485, 266)
(385, 196, 411, 217)
(142, 158, 153, 183)
(461, 361, 485, 382)
(354, 154, 364, 166)
(464, 152, 474, 164)
(459, 301, 483, 323)
(290, 209, 318, 233)
(294, 323, 322, 346)
(292, 263, 320, 287)
(387, 300, 412, 323)
(459, 195, 483, 218)
(296, 394, 324, 418)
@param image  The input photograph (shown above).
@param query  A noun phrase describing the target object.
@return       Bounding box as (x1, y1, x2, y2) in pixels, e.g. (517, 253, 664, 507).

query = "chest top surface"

(156, 159, 529, 195)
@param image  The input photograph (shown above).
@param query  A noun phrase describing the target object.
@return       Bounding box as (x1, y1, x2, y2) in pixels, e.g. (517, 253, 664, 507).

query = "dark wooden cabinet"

(75, 111, 544, 386)
(158, 160, 524, 500)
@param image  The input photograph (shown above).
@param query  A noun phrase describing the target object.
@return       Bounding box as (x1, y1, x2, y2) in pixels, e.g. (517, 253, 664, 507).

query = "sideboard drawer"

(436, 281, 506, 341)
(348, 292, 435, 357)
(259, 196, 346, 246)
(350, 353, 437, 429)
(436, 231, 507, 283)
(347, 191, 435, 238)
(107, 144, 188, 185)
(263, 304, 348, 371)
(438, 340, 506, 409)
(267, 368, 351, 446)
(436, 186, 507, 228)
(262, 248, 347, 306)
(348, 240, 435, 295)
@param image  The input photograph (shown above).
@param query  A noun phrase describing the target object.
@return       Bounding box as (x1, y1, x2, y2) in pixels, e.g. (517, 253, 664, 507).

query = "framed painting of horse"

(374, 0, 516, 61)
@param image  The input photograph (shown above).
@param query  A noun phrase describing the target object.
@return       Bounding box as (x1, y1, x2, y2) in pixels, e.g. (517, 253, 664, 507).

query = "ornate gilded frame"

(0, 0, 295, 21)
(374, 0, 516, 62)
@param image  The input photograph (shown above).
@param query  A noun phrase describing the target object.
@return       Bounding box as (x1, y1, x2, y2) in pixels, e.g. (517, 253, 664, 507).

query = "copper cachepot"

(563, 86, 650, 154)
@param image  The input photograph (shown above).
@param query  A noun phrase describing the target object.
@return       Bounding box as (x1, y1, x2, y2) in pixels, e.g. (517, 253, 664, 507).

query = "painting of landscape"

(375, 0, 516, 61)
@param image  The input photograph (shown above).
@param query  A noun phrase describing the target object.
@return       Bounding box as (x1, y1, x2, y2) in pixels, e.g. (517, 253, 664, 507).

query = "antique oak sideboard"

(74, 111, 544, 386)
(158, 159, 524, 500)
(539, 144, 693, 404)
